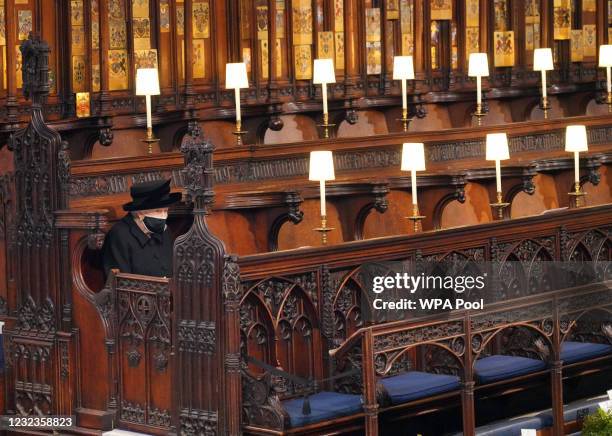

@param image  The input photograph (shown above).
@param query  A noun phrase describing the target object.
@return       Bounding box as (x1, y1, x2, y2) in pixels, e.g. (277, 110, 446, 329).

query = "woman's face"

(134, 208, 169, 220)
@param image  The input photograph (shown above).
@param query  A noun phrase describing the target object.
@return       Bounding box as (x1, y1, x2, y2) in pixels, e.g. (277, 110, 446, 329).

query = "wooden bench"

(234, 206, 612, 435)
(327, 282, 612, 435)
(64, 202, 612, 435)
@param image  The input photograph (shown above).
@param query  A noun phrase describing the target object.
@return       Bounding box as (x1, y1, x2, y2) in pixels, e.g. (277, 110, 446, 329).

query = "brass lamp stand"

(141, 127, 160, 155)
(317, 113, 335, 139)
(397, 108, 411, 132)
(490, 192, 510, 220)
(568, 182, 587, 208)
(407, 204, 425, 232)
(232, 120, 248, 146)
(473, 103, 486, 126)
(313, 215, 334, 245)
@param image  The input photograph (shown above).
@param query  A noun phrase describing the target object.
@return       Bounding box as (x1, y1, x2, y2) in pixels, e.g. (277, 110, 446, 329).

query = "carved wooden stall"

(2, 34, 76, 423)
(0, 0, 610, 155)
(0, 34, 243, 435)
(328, 281, 612, 436)
(83, 202, 611, 436)
(238, 206, 612, 435)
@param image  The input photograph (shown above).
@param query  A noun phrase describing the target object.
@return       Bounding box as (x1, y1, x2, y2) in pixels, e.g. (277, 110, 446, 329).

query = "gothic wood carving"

(172, 125, 241, 435)
(5, 34, 74, 418)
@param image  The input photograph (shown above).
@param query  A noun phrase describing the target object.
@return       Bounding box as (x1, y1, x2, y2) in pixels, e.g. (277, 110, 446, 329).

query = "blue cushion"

(561, 341, 612, 364)
(378, 371, 461, 405)
(282, 391, 363, 428)
(474, 355, 547, 384)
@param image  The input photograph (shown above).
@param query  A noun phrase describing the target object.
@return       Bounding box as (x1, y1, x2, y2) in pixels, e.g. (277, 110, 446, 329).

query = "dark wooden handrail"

(330, 280, 612, 359)
(238, 204, 612, 277)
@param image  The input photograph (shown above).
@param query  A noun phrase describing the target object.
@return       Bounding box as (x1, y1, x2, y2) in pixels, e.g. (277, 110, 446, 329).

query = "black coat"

(102, 214, 173, 278)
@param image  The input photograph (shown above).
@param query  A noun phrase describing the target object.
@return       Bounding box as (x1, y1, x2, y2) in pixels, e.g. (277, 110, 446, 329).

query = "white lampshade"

(565, 125, 588, 152)
(309, 151, 335, 181)
(135, 68, 160, 95)
(401, 143, 426, 171)
(225, 62, 249, 89)
(313, 59, 336, 84)
(486, 133, 510, 161)
(468, 53, 489, 77)
(393, 56, 415, 80)
(533, 48, 553, 71)
(599, 45, 612, 67)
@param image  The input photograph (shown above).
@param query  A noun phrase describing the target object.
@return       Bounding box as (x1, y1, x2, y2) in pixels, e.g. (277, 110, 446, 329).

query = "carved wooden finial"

(180, 125, 215, 212)
(19, 32, 50, 105)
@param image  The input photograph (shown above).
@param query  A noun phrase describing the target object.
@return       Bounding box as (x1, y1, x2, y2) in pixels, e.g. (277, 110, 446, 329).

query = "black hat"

(123, 179, 181, 211)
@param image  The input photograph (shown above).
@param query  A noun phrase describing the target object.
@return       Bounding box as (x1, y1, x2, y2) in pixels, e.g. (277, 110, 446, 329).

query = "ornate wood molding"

(67, 125, 612, 199)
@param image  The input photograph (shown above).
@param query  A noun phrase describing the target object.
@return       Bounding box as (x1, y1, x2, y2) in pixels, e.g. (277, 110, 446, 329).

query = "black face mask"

(143, 216, 166, 234)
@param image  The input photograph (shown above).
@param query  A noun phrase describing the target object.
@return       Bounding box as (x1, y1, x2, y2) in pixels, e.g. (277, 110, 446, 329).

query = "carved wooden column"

(183, 0, 195, 107)
(221, 256, 242, 436)
(362, 329, 379, 436)
(540, 0, 552, 48)
(479, 0, 488, 54)
(267, 0, 278, 101)
(462, 314, 476, 436)
(212, 0, 228, 99)
(550, 297, 564, 436)
(597, 0, 606, 44)
(98, 0, 111, 113)
(413, 0, 426, 93)
(172, 125, 241, 435)
(5, 0, 18, 124)
(344, 0, 360, 97)
(227, 0, 241, 61)
(5, 33, 75, 418)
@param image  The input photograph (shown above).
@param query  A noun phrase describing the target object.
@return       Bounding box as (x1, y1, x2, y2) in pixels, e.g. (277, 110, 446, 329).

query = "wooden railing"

(237, 204, 612, 432)
(89, 206, 611, 435)
(328, 280, 612, 435)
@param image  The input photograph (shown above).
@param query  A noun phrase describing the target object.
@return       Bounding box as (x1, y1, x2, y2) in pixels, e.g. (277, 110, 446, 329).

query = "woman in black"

(102, 179, 180, 278)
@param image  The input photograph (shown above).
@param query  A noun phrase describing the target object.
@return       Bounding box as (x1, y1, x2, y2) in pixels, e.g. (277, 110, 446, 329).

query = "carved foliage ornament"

(19, 33, 51, 103)
(180, 409, 218, 436)
(178, 320, 216, 354)
(180, 124, 214, 209)
(223, 255, 242, 305)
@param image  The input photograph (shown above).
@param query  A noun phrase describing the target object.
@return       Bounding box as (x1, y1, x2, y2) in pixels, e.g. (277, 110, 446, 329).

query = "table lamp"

(598, 45, 612, 105)
(565, 125, 588, 205)
(309, 150, 335, 244)
(468, 53, 489, 117)
(225, 62, 249, 145)
(135, 68, 160, 154)
(401, 142, 426, 232)
(313, 59, 336, 138)
(393, 56, 415, 131)
(533, 48, 553, 110)
(486, 132, 511, 219)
